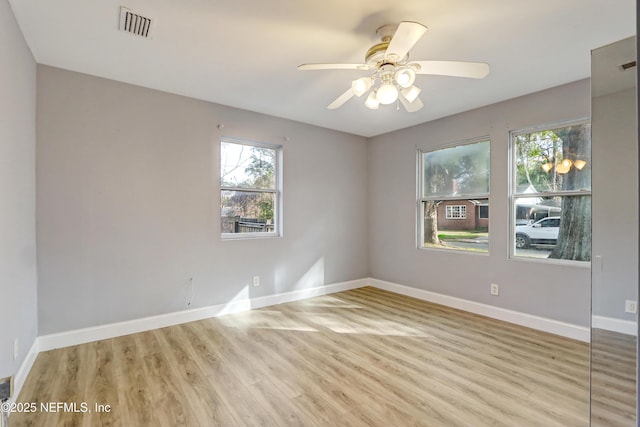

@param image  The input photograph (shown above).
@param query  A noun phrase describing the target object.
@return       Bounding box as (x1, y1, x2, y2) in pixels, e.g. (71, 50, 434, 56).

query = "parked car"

(515, 217, 560, 249)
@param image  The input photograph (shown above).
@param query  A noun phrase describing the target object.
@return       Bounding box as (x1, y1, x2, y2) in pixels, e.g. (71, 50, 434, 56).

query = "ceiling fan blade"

(385, 21, 427, 62)
(327, 88, 355, 109)
(298, 63, 372, 71)
(411, 60, 490, 79)
(399, 93, 424, 112)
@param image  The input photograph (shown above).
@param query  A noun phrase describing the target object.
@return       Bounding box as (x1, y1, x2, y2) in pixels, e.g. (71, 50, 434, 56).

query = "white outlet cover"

(625, 300, 637, 314)
(13, 338, 19, 361)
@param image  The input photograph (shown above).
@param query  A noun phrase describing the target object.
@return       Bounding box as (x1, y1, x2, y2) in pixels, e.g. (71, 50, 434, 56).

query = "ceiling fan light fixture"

(401, 85, 421, 103)
(395, 68, 416, 88)
(352, 77, 373, 97)
(556, 159, 572, 174)
(574, 159, 587, 170)
(541, 162, 554, 173)
(376, 83, 398, 104)
(365, 91, 380, 109)
(399, 94, 424, 112)
(298, 21, 490, 113)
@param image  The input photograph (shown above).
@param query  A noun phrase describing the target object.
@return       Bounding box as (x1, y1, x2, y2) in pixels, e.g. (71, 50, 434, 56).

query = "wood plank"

(150, 326, 238, 426)
(590, 328, 637, 427)
(111, 334, 161, 426)
(11, 287, 596, 426)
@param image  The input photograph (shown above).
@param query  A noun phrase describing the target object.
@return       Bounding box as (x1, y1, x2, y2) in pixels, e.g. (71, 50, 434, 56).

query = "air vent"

(619, 60, 636, 71)
(119, 7, 152, 38)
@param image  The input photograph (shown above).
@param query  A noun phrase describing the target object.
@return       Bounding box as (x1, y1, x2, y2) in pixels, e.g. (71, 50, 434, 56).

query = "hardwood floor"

(11, 287, 590, 426)
(590, 328, 637, 427)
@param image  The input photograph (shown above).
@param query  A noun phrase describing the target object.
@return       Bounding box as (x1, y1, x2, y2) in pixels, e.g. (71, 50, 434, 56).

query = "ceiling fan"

(298, 21, 490, 112)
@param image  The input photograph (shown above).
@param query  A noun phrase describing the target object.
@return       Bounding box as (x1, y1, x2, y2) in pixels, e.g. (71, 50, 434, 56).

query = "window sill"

(221, 232, 281, 241)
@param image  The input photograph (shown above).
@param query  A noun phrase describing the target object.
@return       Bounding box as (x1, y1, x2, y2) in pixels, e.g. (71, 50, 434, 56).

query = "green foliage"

(221, 144, 276, 222)
(437, 231, 488, 240)
(423, 140, 490, 197)
(244, 148, 275, 189)
(516, 124, 591, 261)
(422, 141, 489, 247)
(245, 148, 275, 220)
(514, 130, 561, 192)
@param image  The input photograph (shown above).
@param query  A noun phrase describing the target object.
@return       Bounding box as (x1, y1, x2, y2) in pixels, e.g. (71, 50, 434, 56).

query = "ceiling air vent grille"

(119, 7, 152, 38)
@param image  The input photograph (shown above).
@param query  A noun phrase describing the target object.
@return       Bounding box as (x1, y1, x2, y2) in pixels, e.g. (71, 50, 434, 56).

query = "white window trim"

(478, 204, 489, 219)
(508, 118, 591, 262)
(416, 136, 491, 252)
(445, 205, 467, 219)
(220, 137, 283, 240)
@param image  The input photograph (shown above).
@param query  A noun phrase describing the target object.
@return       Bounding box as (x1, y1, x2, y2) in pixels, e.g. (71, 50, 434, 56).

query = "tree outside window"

(512, 121, 591, 261)
(419, 139, 490, 253)
(220, 139, 281, 238)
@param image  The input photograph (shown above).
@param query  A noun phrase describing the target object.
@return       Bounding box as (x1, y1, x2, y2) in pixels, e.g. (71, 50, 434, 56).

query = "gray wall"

(368, 79, 592, 326)
(35, 65, 602, 334)
(36, 66, 369, 335)
(0, 0, 38, 378)
(592, 87, 638, 320)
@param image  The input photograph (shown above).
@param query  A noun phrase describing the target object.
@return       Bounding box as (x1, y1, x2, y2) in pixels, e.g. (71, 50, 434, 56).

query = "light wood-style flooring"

(11, 287, 591, 426)
(591, 328, 637, 427)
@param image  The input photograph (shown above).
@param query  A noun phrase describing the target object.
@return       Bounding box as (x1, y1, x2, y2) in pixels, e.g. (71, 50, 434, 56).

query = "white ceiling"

(8, 0, 636, 137)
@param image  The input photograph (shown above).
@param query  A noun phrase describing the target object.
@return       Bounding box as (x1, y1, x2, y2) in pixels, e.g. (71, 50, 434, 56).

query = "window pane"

(445, 205, 467, 219)
(514, 196, 561, 225)
(514, 123, 591, 193)
(423, 199, 488, 253)
(221, 142, 276, 189)
(513, 195, 590, 261)
(221, 190, 275, 234)
(423, 140, 490, 198)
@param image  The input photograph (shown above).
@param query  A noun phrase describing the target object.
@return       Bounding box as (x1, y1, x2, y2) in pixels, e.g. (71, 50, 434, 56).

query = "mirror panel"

(591, 35, 638, 426)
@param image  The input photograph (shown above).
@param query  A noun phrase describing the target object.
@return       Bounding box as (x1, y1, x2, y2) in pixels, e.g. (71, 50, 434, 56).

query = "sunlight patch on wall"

(216, 285, 251, 316)
(275, 257, 325, 293)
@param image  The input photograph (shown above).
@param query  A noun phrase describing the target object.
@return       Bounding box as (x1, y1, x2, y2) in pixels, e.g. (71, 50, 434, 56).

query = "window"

(220, 139, 281, 238)
(418, 139, 490, 253)
(479, 205, 489, 219)
(511, 120, 591, 261)
(446, 205, 467, 219)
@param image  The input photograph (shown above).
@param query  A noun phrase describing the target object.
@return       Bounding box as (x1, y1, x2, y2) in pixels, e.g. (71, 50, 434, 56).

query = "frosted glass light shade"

(352, 77, 372, 97)
(365, 91, 380, 109)
(556, 159, 572, 174)
(395, 68, 416, 88)
(401, 85, 421, 103)
(574, 159, 587, 170)
(376, 84, 398, 104)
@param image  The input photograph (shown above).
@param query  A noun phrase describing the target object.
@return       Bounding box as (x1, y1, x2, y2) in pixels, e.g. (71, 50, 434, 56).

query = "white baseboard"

(592, 315, 637, 336)
(10, 339, 39, 410)
(38, 278, 366, 352)
(366, 278, 591, 342)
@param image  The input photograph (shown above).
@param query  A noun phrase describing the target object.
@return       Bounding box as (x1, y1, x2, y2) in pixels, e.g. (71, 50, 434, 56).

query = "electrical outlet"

(625, 300, 637, 314)
(13, 338, 18, 361)
(490, 283, 499, 296)
(252, 276, 260, 287)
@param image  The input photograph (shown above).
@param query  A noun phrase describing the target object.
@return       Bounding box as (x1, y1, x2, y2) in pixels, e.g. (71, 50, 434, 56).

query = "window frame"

(508, 118, 591, 263)
(220, 137, 283, 240)
(445, 205, 467, 219)
(417, 136, 491, 253)
(478, 204, 489, 220)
